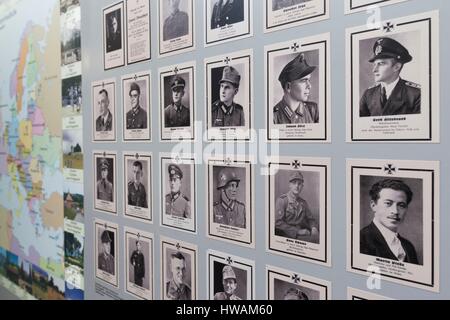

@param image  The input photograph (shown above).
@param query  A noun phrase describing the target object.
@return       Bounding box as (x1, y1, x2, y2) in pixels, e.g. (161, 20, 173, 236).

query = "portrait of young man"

(163, 0, 189, 41)
(98, 230, 115, 275)
(165, 164, 190, 218)
(95, 89, 113, 132)
(96, 158, 113, 202)
(164, 75, 190, 128)
(214, 265, 242, 300)
(127, 160, 148, 209)
(130, 239, 145, 287)
(165, 251, 192, 300)
(106, 9, 122, 53)
(210, 0, 244, 29)
(126, 82, 148, 130)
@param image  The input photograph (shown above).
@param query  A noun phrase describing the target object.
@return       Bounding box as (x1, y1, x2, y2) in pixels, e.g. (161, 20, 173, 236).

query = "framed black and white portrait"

(161, 236, 197, 300)
(123, 152, 152, 223)
(346, 11, 439, 142)
(347, 158, 440, 292)
(125, 227, 153, 300)
(158, 0, 195, 57)
(95, 219, 118, 287)
(207, 156, 254, 248)
(266, 33, 330, 142)
(205, 0, 253, 47)
(92, 79, 116, 142)
(103, 1, 125, 70)
(264, 0, 329, 33)
(122, 71, 151, 142)
(160, 153, 196, 233)
(347, 287, 392, 300)
(266, 156, 330, 266)
(159, 62, 195, 141)
(205, 50, 253, 141)
(266, 265, 331, 300)
(208, 250, 255, 300)
(345, 0, 409, 14)
(125, 0, 151, 64)
(93, 151, 117, 215)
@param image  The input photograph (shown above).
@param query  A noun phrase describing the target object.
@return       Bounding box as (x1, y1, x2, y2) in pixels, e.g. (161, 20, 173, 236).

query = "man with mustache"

(274, 53, 319, 124)
(360, 179, 419, 264)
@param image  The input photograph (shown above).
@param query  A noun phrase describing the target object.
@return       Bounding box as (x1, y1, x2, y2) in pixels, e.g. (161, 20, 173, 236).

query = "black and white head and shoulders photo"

(92, 79, 116, 142)
(95, 219, 119, 287)
(103, 2, 125, 69)
(93, 151, 117, 215)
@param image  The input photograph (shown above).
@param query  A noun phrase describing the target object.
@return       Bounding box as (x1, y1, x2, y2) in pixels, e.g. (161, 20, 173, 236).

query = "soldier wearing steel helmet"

(213, 167, 246, 228)
(214, 265, 242, 300)
(283, 287, 309, 300)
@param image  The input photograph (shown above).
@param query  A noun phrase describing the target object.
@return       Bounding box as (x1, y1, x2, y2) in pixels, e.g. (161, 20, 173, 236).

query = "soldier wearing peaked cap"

(275, 171, 319, 240)
(274, 53, 319, 124)
(360, 37, 421, 117)
(126, 82, 148, 130)
(165, 164, 190, 218)
(214, 265, 242, 300)
(98, 230, 115, 275)
(165, 75, 190, 128)
(283, 287, 309, 300)
(97, 158, 113, 202)
(211, 66, 245, 127)
(213, 167, 246, 228)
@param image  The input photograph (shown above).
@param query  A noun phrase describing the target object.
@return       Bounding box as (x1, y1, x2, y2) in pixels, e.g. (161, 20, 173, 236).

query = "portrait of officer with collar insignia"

(164, 74, 191, 128)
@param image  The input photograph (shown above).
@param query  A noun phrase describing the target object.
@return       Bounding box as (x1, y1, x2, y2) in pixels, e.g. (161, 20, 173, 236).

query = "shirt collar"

(373, 218, 399, 245)
(381, 77, 400, 100)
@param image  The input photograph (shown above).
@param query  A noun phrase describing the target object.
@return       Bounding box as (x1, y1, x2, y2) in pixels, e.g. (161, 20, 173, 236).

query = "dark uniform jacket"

(97, 179, 113, 202)
(359, 79, 421, 117)
(273, 99, 319, 124)
(211, 101, 245, 127)
(95, 111, 113, 132)
(98, 253, 115, 275)
(165, 192, 190, 218)
(166, 280, 192, 300)
(360, 222, 419, 265)
(107, 30, 121, 52)
(213, 199, 246, 228)
(211, 0, 244, 29)
(128, 182, 147, 208)
(275, 191, 318, 239)
(214, 292, 242, 300)
(130, 250, 145, 282)
(164, 104, 190, 128)
(163, 9, 189, 41)
(126, 106, 147, 129)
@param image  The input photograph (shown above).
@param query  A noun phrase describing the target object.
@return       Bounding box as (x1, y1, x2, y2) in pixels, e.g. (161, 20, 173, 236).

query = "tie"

(392, 235, 406, 261)
(381, 86, 387, 107)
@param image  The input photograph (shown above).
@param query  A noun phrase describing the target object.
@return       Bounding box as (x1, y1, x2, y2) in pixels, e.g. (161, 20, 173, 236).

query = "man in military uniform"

(360, 37, 421, 117)
(272, 0, 309, 11)
(164, 76, 190, 128)
(283, 287, 309, 300)
(166, 251, 191, 300)
(165, 164, 190, 218)
(128, 161, 148, 208)
(274, 53, 319, 124)
(213, 167, 246, 228)
(130, 240, 145, 287)
(214, 265, 242, 300)
(97, 158, 113, 202)
(98, 230, 115, 275)
(126, 82, 148, 130)
(275, 171, 319, 240)
(211, 0, 244, 29)
(211, 66, 245, 127)
(163, 0, 189, 41)
(95, 89, 113, 132)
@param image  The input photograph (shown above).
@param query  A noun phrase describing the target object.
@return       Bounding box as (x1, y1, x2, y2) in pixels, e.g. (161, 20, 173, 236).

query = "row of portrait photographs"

(94, 225, 332, 301)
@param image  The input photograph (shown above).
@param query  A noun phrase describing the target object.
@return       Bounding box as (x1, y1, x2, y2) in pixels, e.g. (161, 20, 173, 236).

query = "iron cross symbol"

(292, 160, 301, 169)
(291, 42, 300, 52)
(102, 82, 105, 88)
(103, 151, 106, 157)
(292, 274, 301, 284)
(137, 233, 141, 240)
(135, 153, 139, 159)
(104, 222, 108, 229)
(176, 243, 181, 250)
(225, 158, 232, 166)
(134, 74, 138, 81)
(226, 257, 233, 265)
(384, 164, 396, 175)
(173, 67, 179, 74)
(174, 154, 181, 163)
(384, 22, 394, 33)
(224, 57, 231, 64)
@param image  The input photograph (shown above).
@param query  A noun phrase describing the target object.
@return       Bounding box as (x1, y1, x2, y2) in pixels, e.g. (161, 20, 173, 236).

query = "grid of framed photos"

(85, 0, 444, 300)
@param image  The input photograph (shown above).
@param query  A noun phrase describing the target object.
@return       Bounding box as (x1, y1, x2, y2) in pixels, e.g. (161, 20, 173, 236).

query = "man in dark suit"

(130, 240, 145, 287)
(95, 89, 113, 132)
(360, 179, 419, 265)
(106, 14, 121, 52)
(211, 0, 244, 29)
(360, 37, 421, 117)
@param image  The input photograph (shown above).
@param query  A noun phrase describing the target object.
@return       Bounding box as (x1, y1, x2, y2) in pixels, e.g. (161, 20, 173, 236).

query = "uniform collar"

(221, 197, 236, 211)
(170, 191, 181, 201)
(170, 8, 180, 17)
(221, 103, 234, 115)
(287, 191, 303, 202)
(131, 105, 142, 115)
(173, 103, 183, 112)
(170, 279, 187, 292)
(282, 97, 306, 119)
(381, 77, 400, 100)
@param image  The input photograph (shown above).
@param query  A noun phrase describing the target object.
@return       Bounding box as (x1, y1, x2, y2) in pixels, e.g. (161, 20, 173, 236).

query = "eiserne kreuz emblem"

(225, 158, 232, 166)
(173, 67, 179, 74)
(226, 257, 233, 265)
(383, 22, 394, 33)
(384, 164, 397, 175)
(134, 74, 138, 81)
(176, 243, 181, 250)
(103, 151, 106, 157)
(292, 160, 301, 169)
(291, 42, 300, 52)
(104, 222, 108, 229)
(102, 82, 105, 88)
(135, 153, 139, 159)
(291, 274, 301, 284)
(224, 57, 231, 65)
(137, 233, 141, 240)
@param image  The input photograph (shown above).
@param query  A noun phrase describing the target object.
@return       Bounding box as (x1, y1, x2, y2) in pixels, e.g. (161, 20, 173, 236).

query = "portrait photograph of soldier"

(125, 227, 153, 300)
(348, 159, 439, 292)
(347, 11, 439, 142)
(124, 152, 152, 222)
(122, 73, 151, 141)
(94, 152, 116, 214)
(210, 0, 244, 29)
(103, 2, 125, 69)
(161, 239, 196, 300)
(105, 9, 122, 53)
(95, 220, 118, 287)
(163, 73, 191, 129)
(274, 279, 317, 300)
(164, 164, 191, 218)
(92, 79, 116, 142)
(266, 35, 330, 141)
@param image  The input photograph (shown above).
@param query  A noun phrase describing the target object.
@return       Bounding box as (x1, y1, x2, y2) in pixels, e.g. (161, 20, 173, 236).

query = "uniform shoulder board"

(182, 195, 190, 202)
(212, 101, 220, 111)
(236, 200, 245, 207)
(273, 105, 280, 112)
(234, 103, 244, 111)
(278, 194, 288, 199)
(213, 201, 220, 206)
(128, 181, 133, 185)
(405, 81, 421, 89)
